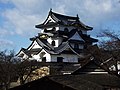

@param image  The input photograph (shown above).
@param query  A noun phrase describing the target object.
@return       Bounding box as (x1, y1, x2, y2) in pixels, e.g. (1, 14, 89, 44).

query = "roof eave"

(35, 23, 59, 29)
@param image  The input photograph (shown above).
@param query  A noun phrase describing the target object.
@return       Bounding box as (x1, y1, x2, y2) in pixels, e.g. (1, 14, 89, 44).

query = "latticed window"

(74, 43, 79, 49)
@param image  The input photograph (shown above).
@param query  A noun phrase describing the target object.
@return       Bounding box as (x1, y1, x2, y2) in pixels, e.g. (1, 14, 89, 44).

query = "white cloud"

(10, 0, 41, 14)
(0, 28, 14, 37)
(80, 0, 120, 34)
(0, 0, 120, 51)
(0, 0, 62, 37)
(0, 39, 14, 49)
(2, 8, 41, 36)
(0, 0, 9, 3)
(1, 0, 120, 36)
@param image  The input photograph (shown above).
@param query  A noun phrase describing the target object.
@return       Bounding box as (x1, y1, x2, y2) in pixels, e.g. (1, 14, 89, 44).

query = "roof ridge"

(50, 10, 78, 19)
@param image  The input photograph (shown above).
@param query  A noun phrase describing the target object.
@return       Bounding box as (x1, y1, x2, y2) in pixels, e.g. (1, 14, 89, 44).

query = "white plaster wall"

(31, 54, 41, 61)
(44, 16, 55, 25)
(23, 54, 28, 59)
(51, 54, 79, 62)
(118, 61, 120, 71)
(54, 39, 59, 47)
(47, 37, 63, 47)
(38, 49, 51, 62)
(46, 27, 53, 30)
(55, 27, 59, 31)
(47, 38, 52, 45)
(41, 29, 44, 33)
(42, 26, 60, 33)
(17, 51, 28, 59)
(54, 38, 63, 47)
(44, 53, 51, 62)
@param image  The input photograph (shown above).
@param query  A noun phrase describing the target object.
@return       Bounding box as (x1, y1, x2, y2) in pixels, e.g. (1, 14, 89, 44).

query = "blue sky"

(0, 0, 120, 53)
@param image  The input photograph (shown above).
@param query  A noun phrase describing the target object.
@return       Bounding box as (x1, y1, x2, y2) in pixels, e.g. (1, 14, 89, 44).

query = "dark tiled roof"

(35, 22, 58, 28)
(72, 59, 109, 75)
(49, 74, 120, 89)
(49, 75, 103, 90)
(27, 48, 42, 55)
(76, 74, 120, 88)
(68, 39, 85, 44)
(68, 29, 98, 43)
(9, 76, 75, 90)
(9, 74, 120, 90)
(50, 11, 78, 22)
(49, 62, 81, 75)
(50, 11, 93, 30)
(17, 47, 42, 58)
(9, 75, 103, 90)
(35, 10, 93, 30)
(16, 48, 28, 57)
(21, 48, 42, 57)
(81, 34, 98, 43)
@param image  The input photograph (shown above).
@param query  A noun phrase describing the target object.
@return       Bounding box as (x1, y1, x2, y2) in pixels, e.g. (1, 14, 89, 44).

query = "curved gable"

(27, 40, 42, 50)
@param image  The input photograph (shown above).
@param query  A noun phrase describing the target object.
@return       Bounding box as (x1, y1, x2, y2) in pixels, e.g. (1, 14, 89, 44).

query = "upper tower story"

(34, 9, 97, 48)
(35, 9, 92, 34)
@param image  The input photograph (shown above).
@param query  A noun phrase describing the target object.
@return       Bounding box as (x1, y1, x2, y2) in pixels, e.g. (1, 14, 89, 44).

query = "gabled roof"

(36, 38, 86, 58)
(72, 60, 107, 75)
(68, 30, 85, 42)
(27, 48, 42, 55)
(16, 47, 42, 58)
(68, 29, 98, 43)
(27, 39, 42, 50)
(16, 48, 28, 57)
(35, 10, 93, 30)
(50, 74, 120, 89)
(29, 29, 97, 57)
(81, 34, 98, 43)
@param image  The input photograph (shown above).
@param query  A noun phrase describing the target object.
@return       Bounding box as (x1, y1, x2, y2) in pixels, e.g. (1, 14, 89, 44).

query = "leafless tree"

(0, 50, 16, 90)
(97, 30, 120, 75)
(0, 50, 39, 89)
(15, 59, 39, 85)
(98, 30, 120, 50)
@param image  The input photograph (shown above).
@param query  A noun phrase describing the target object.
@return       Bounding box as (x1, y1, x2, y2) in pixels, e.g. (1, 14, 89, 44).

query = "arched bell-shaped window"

(40, 52, 46, 62)
(64, 28, 69, 33)
(52, 40, 55, 46)
(44, 28, 47, 32)
(52, 27, 56, 31)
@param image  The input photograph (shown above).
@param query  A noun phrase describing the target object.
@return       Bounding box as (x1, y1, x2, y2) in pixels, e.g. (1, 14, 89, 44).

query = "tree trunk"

(20, 77, 25, 85)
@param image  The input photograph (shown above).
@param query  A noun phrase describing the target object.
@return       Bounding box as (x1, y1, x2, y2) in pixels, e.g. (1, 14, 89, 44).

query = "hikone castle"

(11, 9, 120, 90)
(17, 9, 98, 63)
